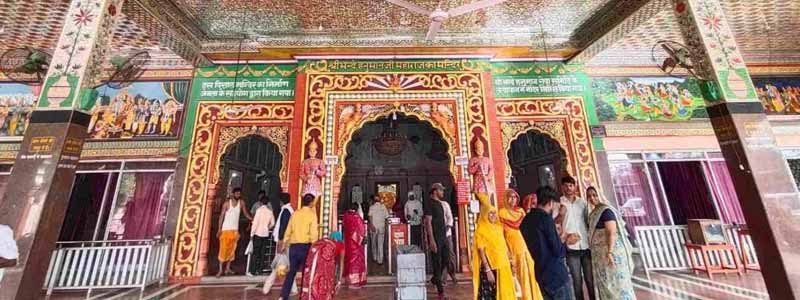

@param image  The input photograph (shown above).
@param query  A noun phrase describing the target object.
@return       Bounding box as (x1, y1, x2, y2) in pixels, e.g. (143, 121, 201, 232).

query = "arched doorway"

(507, 129, 568, 199)
(208, 135, 283, 276)
(338, 113, 455, 275)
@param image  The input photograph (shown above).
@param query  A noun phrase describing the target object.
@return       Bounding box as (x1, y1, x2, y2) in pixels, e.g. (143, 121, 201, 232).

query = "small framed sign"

(324, 155, 339, 166)
(590, 125, 606, 137)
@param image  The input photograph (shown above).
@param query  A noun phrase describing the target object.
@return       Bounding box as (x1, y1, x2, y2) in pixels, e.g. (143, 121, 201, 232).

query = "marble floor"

(43, 271, 770, 300)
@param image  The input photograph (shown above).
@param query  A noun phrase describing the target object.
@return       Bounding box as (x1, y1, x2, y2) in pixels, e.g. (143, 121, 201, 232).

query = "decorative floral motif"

(496, 98, 600, 192)
(171, 102, 294, 277)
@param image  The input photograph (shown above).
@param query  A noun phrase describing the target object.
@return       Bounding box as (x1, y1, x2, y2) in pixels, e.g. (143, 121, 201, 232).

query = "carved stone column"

(673, 0, 800, 298)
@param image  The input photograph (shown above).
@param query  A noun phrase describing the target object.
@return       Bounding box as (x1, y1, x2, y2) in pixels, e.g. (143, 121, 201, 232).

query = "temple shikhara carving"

(0, 0, 799, 299)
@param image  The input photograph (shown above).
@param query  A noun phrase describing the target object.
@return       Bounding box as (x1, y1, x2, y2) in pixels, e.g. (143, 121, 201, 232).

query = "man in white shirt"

(404, 193, 424, 248)
(368, 195, 389, 264)
(440, 199, 458, 286)
(0, 224, 19, 282)
(560, 176, 595, 300)
(250, 196, 275, 275)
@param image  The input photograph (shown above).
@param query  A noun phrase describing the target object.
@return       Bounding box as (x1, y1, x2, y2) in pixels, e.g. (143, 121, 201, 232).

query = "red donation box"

(389, 222, 409, 248)
(457, 179, 470, 205)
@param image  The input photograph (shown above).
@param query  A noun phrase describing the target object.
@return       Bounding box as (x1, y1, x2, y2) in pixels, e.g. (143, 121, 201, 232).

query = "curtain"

(59, 174, 109, 241)
(789, 159, 800, 190)
(122, 172, 171, 239)
(657, 161, 718, 225)
(610, 162, 665, 240)
(163, 81, 188, 104)
(704, 161, 746, 224)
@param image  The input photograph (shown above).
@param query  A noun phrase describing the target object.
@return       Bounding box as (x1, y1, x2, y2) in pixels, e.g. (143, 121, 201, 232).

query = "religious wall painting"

(753, 77, 800, 114)
(87, 81, 188, 139)
(591, 77, 708, 122)
(0, 83, 39, 138)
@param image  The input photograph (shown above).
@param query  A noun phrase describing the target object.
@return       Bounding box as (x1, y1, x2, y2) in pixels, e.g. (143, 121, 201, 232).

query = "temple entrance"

(208, 135, 283, 276)
(338, 113, 456, 276)
(507, 129, 568, 199)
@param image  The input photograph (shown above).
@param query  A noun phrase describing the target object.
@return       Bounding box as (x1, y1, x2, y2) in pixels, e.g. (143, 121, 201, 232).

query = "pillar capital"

(38, 0, 124, 110)
(672, 0, 758, 105)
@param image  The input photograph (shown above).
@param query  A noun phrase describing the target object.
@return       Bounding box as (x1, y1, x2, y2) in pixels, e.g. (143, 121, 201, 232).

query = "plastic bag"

(271, 252, 291, 277)
(244, 240, 253, 255)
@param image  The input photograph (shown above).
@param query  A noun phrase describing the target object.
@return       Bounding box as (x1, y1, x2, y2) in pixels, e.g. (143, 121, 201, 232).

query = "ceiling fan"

(387, 0, 510, 39)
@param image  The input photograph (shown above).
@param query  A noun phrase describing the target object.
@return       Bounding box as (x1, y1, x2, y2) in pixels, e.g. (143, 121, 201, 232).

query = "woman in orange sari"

(342, 203, 367, 288)
(499, 189, 543, 300)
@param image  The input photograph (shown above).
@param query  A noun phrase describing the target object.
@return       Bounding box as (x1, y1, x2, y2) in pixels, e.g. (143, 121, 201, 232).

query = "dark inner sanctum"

(508, 130, 568, 199)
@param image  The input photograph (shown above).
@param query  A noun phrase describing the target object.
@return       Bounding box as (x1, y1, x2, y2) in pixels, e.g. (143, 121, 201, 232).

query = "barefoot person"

(472, 193, 515, 300)
(216, 188, 252, 277)
(499, 189, 543, 300)
(279, 194, 319, 300)
(586, 187, 636, 300)
(425, 183, 451, 300)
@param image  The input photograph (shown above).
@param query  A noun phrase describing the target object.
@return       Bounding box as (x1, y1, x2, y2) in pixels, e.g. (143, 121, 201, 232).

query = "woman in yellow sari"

(499, 189, 543, 300)
(472, 193, 516, 300)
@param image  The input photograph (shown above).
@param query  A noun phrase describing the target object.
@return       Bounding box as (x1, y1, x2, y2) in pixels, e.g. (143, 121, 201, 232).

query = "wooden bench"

(685, 243, 742, 279)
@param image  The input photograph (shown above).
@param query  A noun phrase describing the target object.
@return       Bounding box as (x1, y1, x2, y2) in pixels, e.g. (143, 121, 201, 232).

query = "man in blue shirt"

(520, 186, 573, 300)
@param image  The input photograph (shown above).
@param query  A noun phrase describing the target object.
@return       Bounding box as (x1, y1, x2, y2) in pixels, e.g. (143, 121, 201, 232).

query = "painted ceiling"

(0, 0, 191, 69)
(177, 0, 611, 49)
(0, 0, 797, 67)
(588, 0, 800, 66)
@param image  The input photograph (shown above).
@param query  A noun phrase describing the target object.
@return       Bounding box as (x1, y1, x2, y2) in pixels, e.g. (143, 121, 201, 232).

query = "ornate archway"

(290, 68, 507, 271)
(506, 127, 569, 197)
(171, 102, 294, 278)
(498, 97, 600, 193)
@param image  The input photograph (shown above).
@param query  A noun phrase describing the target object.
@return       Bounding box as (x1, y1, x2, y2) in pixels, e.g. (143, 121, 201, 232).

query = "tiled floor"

(44, 271, 770, 300)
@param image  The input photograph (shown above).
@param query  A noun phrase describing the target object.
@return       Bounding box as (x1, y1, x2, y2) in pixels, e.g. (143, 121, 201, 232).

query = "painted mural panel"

(0, 83, 39, 138)
(753, 77, 800, 114)
(87, 81, 188, 139)
(592, 77, 708, 122)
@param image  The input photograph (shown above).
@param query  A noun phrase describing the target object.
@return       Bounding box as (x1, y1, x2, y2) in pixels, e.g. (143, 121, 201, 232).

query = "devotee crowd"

(212, 175, 636, 300)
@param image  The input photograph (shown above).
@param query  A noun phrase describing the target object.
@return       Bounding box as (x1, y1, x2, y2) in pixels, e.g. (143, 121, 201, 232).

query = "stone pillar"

(0, 0, 122, 299)
(673, 0, 800, 298)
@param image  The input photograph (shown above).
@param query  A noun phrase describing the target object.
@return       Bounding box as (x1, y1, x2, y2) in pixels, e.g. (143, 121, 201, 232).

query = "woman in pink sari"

(343, 203, 367, 288)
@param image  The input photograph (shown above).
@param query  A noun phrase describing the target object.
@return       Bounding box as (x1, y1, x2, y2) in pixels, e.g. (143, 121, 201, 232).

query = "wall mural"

(87, 81, 188, 139)
(592, 77, 708, 122)
(753, 77, 800, 114)
(0, 83, 38, 138)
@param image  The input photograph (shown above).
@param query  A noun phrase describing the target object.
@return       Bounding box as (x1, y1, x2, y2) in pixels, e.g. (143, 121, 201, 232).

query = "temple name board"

(196, 78, 295, 101)
(302, 59, 486, 73)
(493, 74, 586, 98)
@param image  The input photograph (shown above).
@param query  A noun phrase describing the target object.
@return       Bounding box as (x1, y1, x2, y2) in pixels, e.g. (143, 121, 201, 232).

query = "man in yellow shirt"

(278, 193, 319, 300)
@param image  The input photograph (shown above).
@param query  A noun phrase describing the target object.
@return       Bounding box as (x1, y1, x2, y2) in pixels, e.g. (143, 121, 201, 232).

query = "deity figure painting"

(300, 141, 326, 198)
(87, 81, 187, 139)
(753, 77, 800, 114)
(0, 83, 39, 137)
(468, 138, 494, 197)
